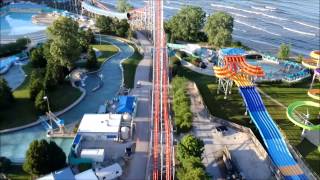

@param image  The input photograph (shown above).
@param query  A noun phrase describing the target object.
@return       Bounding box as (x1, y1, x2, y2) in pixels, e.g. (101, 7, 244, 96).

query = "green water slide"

(286, 101, 320, 130)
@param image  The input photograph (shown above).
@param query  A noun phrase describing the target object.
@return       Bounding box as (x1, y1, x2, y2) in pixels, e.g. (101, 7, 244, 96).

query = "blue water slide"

(239, 86, 307, 180)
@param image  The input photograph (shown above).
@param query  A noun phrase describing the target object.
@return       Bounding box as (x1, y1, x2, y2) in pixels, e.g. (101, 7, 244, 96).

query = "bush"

(177, 134, 204, 160)
(0, 38, 30, 57)
(116, 0, 133, 12)
(278, 43, 290, 60)
(0, 157, 11, 173)
(171, 77, 192, 133)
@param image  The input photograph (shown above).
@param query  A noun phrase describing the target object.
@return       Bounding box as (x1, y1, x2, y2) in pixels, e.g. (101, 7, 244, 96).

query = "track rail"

(152, 0, 172, 179)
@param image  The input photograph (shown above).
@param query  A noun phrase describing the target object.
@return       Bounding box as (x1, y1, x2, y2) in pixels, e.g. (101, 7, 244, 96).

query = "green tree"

(297, 54, 304, 62)
(177, 134, 204, 160)
(0, 78, 14, 108)
(79, 30, 89, 52)
(277, 43, 290, 60)
(86, 47, 98, 69)
(96, 16, 114, 34)
(115, 19, 130, 37)
(47, 17, 81, 69)
(34, 90, 47, 114)
(167, 6, 206, 42)
(44, 62, 66, 89)
(117, 0, 133, 13)
(0, 157, 11, 173)
(23, 140, 66, 176)
(30, 46, 47, 68)
(204, 12, 234, 47)
(29, 69, 45, 101)
(86, 28, 95, 44)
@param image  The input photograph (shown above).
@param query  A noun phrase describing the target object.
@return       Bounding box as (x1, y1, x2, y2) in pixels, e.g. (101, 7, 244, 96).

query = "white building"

(77, 114, 122, 141)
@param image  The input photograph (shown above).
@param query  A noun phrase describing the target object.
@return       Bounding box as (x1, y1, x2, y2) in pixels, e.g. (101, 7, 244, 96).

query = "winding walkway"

(0, 36, 134, 163)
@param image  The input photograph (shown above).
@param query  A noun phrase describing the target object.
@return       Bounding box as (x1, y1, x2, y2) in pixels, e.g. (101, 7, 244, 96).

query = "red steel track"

(152, 0, 172, 179)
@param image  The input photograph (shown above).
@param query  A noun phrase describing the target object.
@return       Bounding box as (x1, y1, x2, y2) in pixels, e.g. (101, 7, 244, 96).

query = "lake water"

(103, 0, 320, 56)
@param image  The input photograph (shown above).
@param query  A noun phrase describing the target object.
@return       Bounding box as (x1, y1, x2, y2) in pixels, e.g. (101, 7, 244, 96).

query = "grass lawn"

(74, 43, 119, 70)
(0, 63, 82, 130)
(5, 165, 32, 180)
(91, 43, 118, 67)
(175, 65, 320, 175)
(122, 44, 143, 88)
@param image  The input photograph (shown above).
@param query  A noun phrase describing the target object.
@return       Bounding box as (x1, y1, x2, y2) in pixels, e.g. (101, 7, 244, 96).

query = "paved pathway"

(187, 83, 273, 180)
(122, 32, 153, 180)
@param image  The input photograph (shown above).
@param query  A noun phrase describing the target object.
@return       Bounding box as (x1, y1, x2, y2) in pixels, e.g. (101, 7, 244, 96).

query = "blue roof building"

(116, 96, 136, 114)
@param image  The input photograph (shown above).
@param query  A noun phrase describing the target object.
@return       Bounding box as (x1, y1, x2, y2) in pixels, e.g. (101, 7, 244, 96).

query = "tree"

(204, 12, 233, 47)
(23, 140, 66, 176)
(0, 78, 14, 108)
(79, 30, 89, 52)
(47, 17, 81, 69)
(34, 90, 47, 114)
(167, 6, 206, 42)
(96, 16, 114, 34)
(29, 69, 45, 101)
(0, 157, 11, 173)
(44, 61, 66, 89)
(277, 43, 290, 60)
(30, 46, 47, 68)
(86, 28, 95, 44)
(115, 19, 130, 37)
(86, 47, 98, 69)
(177, 134, 204, 160)
(297, 54, 304, 62)
(117, 0, 133, 13)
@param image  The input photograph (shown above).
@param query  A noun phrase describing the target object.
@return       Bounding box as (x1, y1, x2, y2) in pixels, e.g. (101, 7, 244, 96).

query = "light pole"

(43, 95, 53, 132)
(43, 96, 51, 113)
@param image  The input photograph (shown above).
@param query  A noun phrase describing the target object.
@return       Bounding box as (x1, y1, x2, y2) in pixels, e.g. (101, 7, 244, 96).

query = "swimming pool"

(0, 2, 55, 37)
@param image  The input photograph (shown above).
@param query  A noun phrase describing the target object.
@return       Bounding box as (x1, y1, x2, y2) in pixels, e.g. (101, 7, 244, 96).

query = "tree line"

(165, 6, 234, 48)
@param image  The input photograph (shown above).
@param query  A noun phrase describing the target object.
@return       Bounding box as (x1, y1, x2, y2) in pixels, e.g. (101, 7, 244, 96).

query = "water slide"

(302, 50, 320, 70)
(286, 101, 320, 131)
(81, 1, 127, 19)
(214, 56, 307, 179)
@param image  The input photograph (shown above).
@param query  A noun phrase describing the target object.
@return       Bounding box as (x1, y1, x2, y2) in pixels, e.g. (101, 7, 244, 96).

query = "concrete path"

(187, 83, 273, 180)
(122, 32, 152, 180)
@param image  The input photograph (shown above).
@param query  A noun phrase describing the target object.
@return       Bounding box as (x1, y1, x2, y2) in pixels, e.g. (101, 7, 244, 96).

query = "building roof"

(116, 96, 136, 114)
(37, 167, 75, 180)
(75, 169, 98, 180)
(77, 114, 121, 134)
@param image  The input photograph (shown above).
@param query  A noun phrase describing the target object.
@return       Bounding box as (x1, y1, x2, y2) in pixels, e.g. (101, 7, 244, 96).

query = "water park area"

(0, 0, 319, 180)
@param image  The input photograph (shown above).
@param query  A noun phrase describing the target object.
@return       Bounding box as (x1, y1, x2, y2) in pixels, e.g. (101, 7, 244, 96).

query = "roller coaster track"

(152, 0, 172, 179)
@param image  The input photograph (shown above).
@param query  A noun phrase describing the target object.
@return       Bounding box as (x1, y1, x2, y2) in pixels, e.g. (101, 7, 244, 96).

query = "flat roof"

(77, 114, 122, 133)
(75, 169, 98, 180)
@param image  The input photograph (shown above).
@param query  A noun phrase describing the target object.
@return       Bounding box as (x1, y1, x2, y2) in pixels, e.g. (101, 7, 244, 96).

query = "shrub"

(171, 77, 192, 133)
(177, 134, 204, 160)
